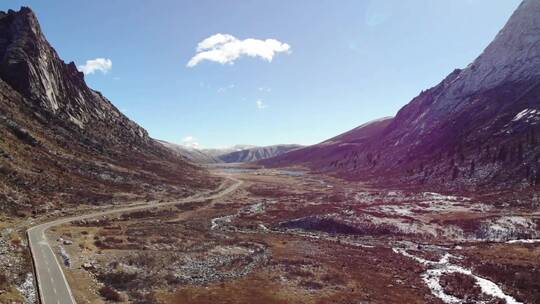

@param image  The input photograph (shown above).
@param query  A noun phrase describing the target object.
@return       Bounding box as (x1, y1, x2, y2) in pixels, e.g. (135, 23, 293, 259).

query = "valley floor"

(43, 167, 540, 304)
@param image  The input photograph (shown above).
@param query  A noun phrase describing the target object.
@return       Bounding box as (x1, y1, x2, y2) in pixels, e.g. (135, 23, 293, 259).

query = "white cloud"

(196, 33, 236, 51)
(78, 58, 112, 75)
(181, 136, 200, 149)
(256, 99, 268, 110)
(187, 33, 291, 67)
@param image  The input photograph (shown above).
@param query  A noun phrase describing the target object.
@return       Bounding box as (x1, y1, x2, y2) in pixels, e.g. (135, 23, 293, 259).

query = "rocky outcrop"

(0, 7, 216, 214)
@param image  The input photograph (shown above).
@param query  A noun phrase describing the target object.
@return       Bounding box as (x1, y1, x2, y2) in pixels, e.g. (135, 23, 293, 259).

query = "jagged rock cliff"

(0, 7, 217, 215)
(0, 7, 148, 145)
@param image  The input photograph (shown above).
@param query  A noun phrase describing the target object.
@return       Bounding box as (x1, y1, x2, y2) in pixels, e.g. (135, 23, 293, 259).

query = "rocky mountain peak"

(0, 6, 148, 144)
(0, 7, 91, 110)
(370, 0, 540, 188)
(388, 0, 540, 136)
(1, 7, 41, 36)
(450, 0, 540, 97)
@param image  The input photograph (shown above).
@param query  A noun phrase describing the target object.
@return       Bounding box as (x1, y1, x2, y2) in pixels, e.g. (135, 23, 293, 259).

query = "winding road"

(27, 176, 242, 304)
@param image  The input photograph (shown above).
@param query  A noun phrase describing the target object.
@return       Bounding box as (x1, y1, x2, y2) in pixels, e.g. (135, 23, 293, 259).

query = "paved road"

(27, 177, 242, 304)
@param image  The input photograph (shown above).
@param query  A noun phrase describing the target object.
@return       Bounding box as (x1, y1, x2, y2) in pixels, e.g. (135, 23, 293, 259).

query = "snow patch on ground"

(368, 216, 439, 236)
(422, 192, 464, 201)
(479, 216, 538, 241)
(376, 205, 413, 216)
(512, 108, 540, 123)
(210, 214, 235, 230)
(211, 200, 270, 230)
(506, 238, 540, 244)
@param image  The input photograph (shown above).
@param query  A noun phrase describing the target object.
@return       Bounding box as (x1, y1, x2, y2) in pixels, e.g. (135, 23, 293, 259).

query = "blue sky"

(1, 0, 521, 148)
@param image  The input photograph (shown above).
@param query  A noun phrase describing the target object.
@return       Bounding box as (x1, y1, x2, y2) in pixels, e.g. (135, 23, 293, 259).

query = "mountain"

(158, 141, 303, 164)
(262, 0, 540, 193)
(259, 118, 392, 168)
(157, 140, 221, 163)
(0, 7, 216, 215)
(323, 117, 394, 144)
(202, 145, 257, 159)
(217, 144, 303, 163)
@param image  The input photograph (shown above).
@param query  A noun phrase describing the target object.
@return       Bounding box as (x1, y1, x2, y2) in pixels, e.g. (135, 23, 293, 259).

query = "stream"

(393, 247, 522, 304)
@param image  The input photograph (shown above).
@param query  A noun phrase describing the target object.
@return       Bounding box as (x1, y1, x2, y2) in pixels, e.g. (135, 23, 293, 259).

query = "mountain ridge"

(158, 140, 303, 164)
(261, 0, 540, 195)
(259, 117, 393, 168)
(217, 144, 303, 163)
(0, 7, 216, 215)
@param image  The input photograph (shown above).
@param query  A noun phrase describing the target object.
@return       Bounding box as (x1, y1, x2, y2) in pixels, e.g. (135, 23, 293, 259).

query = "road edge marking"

(45, 241, 76, 304)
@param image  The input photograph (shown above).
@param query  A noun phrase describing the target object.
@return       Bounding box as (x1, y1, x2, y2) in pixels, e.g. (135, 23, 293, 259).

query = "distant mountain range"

(262, 0, 540, 194)
(158, 140, 302, 164)
(158, 140, 223, 163)
(0, 7, 215, 214)
(217, 144, 303, 163)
